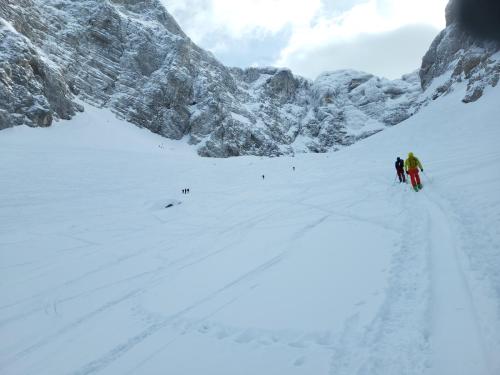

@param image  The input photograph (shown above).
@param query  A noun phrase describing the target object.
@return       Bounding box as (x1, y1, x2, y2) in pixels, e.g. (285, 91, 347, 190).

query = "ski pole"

(422, 171, 432, 183)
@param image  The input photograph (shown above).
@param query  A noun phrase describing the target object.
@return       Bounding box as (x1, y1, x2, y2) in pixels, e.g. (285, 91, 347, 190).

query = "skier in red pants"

(404, 152, 424, 192)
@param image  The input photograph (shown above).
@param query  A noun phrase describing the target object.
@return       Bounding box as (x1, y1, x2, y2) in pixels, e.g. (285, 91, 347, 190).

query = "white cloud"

(276, 0, 448, 70)
(281, 24, 441, 79)
(163, 0, 322, 40)
(161, 0, 216, 42)
(162, 0, 450, 78)
(209, 0, 322, 37)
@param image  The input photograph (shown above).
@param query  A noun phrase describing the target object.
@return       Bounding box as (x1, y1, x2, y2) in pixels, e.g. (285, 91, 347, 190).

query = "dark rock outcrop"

(420, 0, 500, 103)
(0, 18, 80, 129)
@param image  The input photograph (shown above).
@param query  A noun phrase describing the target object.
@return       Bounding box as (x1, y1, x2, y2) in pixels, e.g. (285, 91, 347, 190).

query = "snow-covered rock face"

(305, 70, 422, 150)
(0, 0, 237, 142)
(0, 0, 423, 156)
(0, 15, 81, 129)
(420, 0, 500, 103)
(0, 0, 497, 155)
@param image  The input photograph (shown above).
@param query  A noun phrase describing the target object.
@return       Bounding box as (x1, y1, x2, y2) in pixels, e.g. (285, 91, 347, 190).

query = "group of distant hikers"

(182, 157, 424, 195)
(395, 152, 424, 192)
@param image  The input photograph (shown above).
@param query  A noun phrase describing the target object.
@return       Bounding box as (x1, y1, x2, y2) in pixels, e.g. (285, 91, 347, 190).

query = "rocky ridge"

(0, 0, 498, 157)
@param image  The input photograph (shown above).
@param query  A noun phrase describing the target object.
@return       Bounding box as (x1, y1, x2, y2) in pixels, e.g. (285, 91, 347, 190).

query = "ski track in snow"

(424, 193, 491, 375)
(329, 187, 431, 375)
(1, 89, 500, 374)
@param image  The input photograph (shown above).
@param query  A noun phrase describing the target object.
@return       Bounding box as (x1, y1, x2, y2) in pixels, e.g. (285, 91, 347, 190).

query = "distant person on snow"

(405, 152, 424, 192)
(395, 157, 405, 183)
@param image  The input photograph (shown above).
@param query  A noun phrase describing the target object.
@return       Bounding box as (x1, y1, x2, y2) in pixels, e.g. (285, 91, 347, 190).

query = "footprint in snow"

(288, 340, 307, 348)
(198, 324, 211, 334)
(216, 328, 231, 340)
(293, 356, 306, 367)
(235, 330, 256, 344)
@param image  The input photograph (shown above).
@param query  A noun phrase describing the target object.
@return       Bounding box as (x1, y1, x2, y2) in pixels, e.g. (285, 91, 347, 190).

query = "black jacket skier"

(395, 157, 406, 183)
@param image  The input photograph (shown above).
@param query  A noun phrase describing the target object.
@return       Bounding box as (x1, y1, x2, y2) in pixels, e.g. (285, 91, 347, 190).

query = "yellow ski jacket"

(404, 153, 423, 171)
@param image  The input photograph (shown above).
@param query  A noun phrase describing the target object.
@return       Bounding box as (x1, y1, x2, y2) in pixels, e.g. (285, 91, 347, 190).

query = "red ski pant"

(407, 168, 421, 187)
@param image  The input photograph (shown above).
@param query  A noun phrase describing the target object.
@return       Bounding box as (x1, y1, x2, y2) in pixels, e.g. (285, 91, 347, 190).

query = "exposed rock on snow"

(420, 0, 500, 103)
(0, 19, 80, 129)
(0, 0, 498, 154)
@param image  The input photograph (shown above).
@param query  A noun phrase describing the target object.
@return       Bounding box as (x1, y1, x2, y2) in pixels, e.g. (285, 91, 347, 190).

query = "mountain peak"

(1, 0, 499, 156)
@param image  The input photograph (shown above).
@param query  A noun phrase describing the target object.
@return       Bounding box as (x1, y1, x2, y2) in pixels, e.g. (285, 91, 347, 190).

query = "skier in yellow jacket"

(405, 152, 423, 191)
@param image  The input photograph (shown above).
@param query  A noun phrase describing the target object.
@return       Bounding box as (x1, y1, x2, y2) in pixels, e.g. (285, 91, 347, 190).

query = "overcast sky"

(161, 0, 449, 79)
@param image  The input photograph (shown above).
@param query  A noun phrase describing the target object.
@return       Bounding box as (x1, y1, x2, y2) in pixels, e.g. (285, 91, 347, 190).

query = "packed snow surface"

(1, 86, 500, 375)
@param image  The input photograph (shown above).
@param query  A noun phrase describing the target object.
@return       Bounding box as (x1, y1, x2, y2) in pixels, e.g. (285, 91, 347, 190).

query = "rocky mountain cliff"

(1, 0, 498, 157)
(420, 0, 500, 103)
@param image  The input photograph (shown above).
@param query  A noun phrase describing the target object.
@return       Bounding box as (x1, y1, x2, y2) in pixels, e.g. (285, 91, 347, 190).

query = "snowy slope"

(1, 83, 500, 374)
